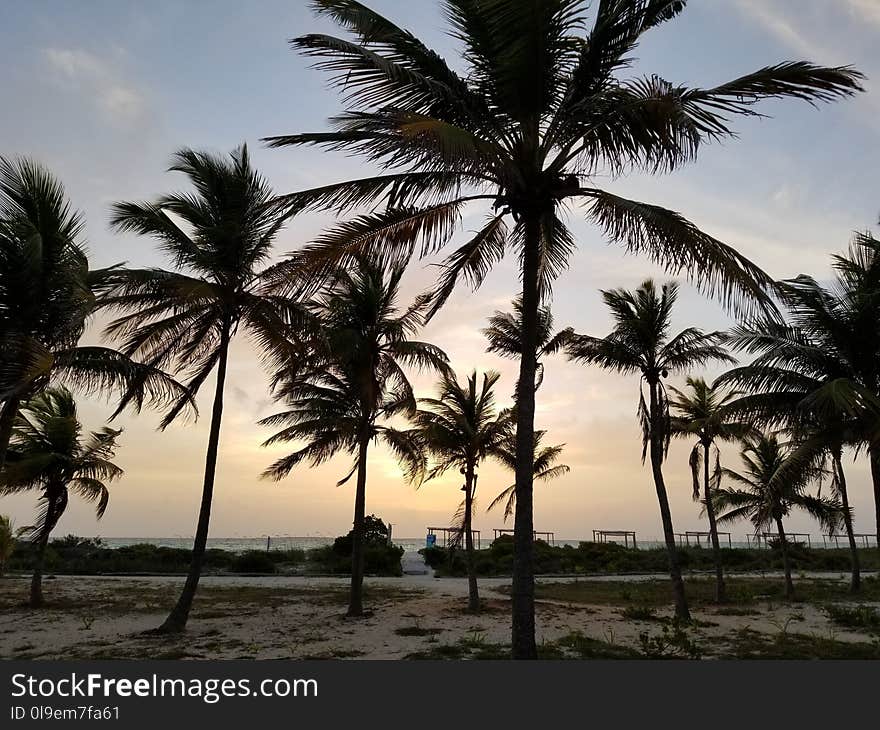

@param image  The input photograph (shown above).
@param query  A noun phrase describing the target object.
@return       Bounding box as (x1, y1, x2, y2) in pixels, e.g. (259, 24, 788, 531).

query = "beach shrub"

(232, 550, 276, 574)
(305, 516, 403, 576)
(422, 537, 877, 577)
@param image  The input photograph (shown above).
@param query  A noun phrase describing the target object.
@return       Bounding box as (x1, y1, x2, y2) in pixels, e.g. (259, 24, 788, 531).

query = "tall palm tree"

(261, 259, 446, 616)
(487, 430, 570, 523)
(0, 157, 190, 472)
(265, 0, 862, 659)
(0, 388, 122, 607)
(713, 432, 842, 599)
(482, 297, 572, 393)
(719, 232, 880, 583)
(101, 145, 302, 632)
(410, 369, 510, 612)
(669, 377, 752, 602)
(567, 280, 732, 621)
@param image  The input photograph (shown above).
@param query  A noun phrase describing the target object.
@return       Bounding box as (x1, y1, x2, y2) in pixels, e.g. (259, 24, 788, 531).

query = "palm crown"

(413, 369, 511, 481)
(0, 387, 123, 541)
(488, 429, 570, 522)
(0, 157, 190, 459)
(720, 233, 880, 434)
(567, 279, 733, 459)
(669, 376, 753, 500)
(713, 432, 842, 537)
(101, 144, 302, 426)
(265, 0, 861, 316)
(261, 259, 447, 484)
(482, 297, 573, 391)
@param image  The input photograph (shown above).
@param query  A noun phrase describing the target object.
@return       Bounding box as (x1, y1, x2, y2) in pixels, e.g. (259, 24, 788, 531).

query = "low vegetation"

(422, 536, 880, 578)
(5, 530, 403, 577)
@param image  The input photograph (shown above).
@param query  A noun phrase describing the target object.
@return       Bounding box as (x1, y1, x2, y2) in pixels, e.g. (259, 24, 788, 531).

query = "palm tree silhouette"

(266, 0, 862, 658)
(101, 145, 302, 632)
(261, 259, 446, 616)
(482, 297, 572, 395)
(669, 377, 753, 602)
(719, 232, 880, 585)
(488, 430, 570, 524)
(411, 369, 510, 612)
(567, 279, 732, 621)
(0, 387, 122, 607)
(0, 157, 190, 472)
(713, 432, 842, 599)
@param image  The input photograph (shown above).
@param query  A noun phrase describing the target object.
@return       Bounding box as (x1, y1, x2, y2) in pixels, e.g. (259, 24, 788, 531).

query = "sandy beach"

(3, 571, 879, 660)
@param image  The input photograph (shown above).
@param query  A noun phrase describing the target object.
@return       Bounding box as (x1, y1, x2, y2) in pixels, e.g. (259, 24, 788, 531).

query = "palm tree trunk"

(870, 446, 880, 559)
(775, 516, 794, 599)
(0, 395, 21, 472)
(833, 452, 860, 592)
(649, 381, 690, 622)
(703, 442, 725, 603)
(158, 325, 230, 633)
(347, 434, 370, 617)
(511, 213, 541, 660)
(464, 463, 479, 613)
(30, 494, 56, 608)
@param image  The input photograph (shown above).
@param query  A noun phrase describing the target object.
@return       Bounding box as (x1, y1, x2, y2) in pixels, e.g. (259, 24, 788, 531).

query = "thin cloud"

(844, 0, 880, 29)
(43, 47, 146, 125)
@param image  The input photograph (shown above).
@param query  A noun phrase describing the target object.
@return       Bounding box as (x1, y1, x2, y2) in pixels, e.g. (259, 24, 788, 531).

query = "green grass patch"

(724, 628, 880, 659)
(519, 576, 880, 608)
(824, 604, 880, 633)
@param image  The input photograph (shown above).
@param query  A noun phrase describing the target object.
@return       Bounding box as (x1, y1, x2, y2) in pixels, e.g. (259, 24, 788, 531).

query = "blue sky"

(2, 1, 879, 541)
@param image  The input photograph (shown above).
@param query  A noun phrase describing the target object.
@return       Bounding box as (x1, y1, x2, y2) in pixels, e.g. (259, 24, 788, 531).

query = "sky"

(1, 0, 879, 542)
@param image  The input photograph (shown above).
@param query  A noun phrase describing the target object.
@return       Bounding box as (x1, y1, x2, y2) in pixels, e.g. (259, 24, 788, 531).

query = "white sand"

(1, 572, 877, 659)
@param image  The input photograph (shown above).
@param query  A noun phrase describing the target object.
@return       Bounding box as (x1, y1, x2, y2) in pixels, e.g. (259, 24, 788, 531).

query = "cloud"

(43, 47, 146, 125)
(733, 0, 819, 58)
(844, 0, 880, 29)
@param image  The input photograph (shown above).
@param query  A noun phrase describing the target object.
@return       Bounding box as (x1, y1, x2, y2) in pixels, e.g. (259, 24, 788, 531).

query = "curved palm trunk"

(158, 326, 230, 633)
(703, 442, 726, 603)
(511, 215, 541, 659)
(649, 381, 690, 622)
(347, 434, 370, 617)
(29, 493, 57, 608)
(775, 516, 794, 599)
(833, 452, 860, 592)
(464, 464, 479, 612)
(0, 395, 21, 471)
(870, 446, 880, 559)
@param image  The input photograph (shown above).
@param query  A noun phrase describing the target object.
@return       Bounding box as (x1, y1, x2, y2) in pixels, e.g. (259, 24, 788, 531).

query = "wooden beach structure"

(746, 532, 812, 548)
(426, 527, 481, 549)
(822, 533, 876, 549)
(676, 530, 732, 548)
(492, 528, 555, 545)
(592, 529, 637, 549)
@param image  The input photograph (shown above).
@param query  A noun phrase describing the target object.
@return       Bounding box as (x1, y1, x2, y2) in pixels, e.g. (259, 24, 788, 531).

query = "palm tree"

(719, 232, 880, 586)
(101, 145, 302, 632)
(488, 430, 570, 523)
(482, 297, 572, 394)
(669, 377, 752, 602)
(567, 280, 732, 621)
(0, 388, 122, 606)
(0, 515, 14, 576)
(410, 369, 510, 612)
(0, 157, 190, 472)
(265, 0, 862, 659)
(261, 259, 446, 616)
(713, 432, 842, 599)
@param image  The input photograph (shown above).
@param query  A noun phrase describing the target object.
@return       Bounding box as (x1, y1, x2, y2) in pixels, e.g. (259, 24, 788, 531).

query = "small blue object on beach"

(426, 534, 436, 548)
